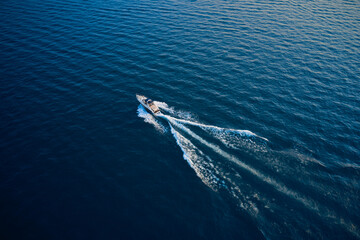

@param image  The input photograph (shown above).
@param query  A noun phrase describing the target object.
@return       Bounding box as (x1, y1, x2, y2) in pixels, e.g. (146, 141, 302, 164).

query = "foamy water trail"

(168, 121, 260, 215)
(155, 101, 196, 120)
(166, 115, 268, 142)
(137, 105, 167, 133)
(165, 115, 360, 238)
(138, 102, 359, 238)
(169, 124, 223, 190)
(161, 114, 268, 152)
(167, 117, 316, 208)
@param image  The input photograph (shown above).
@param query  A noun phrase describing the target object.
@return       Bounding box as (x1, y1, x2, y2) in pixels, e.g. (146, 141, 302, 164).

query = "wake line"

(150, 113, 317, 218)
(169, 122, 260, 214)
(167, 117, 308, 203)
(169, 124, 221, 189)
(165, 116, 359, 236)
(137, 105, 167, 133)
(166, 115, 268, 141)
(155, 101, 264, 140)
(139, 105, 359, 238)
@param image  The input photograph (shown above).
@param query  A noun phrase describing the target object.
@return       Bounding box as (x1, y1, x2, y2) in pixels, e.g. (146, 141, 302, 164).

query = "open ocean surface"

(1, 0, 360, 239)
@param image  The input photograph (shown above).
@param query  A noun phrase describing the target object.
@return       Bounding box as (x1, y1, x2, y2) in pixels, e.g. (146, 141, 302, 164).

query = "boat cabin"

(144, 98, 160, 114)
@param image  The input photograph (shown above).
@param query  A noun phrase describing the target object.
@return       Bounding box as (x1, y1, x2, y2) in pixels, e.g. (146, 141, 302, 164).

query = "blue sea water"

(1, 0, 360, 239)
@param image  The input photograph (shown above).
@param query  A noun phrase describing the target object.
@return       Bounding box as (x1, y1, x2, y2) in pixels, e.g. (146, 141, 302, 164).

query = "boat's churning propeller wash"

(136, 94, 360, 239)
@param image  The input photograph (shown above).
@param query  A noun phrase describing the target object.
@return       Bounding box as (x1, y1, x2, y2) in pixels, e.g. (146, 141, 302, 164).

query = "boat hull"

(136, 94, 161, 115)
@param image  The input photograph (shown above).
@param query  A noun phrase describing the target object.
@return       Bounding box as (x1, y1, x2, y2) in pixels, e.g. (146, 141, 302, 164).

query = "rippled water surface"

(1, 0, 359, 239)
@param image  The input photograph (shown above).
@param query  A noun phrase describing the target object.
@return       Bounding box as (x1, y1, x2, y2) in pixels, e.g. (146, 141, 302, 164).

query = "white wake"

(137, 105, 167, 133)
(136, 101, 360, 239)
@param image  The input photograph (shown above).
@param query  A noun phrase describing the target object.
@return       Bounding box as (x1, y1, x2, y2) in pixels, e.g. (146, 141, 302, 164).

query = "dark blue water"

(1, 0, 359, 239)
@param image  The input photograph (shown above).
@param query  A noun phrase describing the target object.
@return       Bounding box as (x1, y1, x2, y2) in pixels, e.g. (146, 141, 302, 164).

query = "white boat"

(136, 94, 161, 115)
